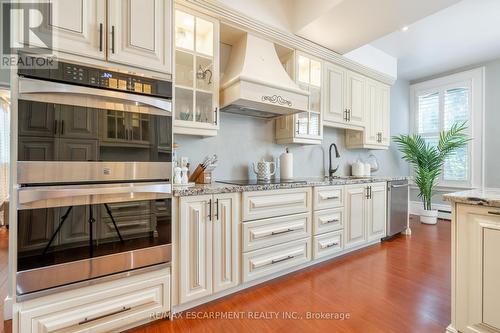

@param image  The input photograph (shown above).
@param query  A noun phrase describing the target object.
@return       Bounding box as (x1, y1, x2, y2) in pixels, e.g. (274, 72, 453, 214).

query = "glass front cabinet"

(276, 52, 323, 145)
(174, 7, 220, 136)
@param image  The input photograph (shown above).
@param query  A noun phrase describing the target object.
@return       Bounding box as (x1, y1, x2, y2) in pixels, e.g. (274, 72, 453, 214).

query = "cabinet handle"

(325, 218, 339, 224)
(343, 109, 348, 121)
(348, 109, 351, 121)
(324, 242, 339, 249)
(366, 186, 370, 199)
(208, 199, 212, 221)
(325, 196, 339, 200)
(296, 120, 300, 134)
(214, 107, 218, 125)
(369, 186, 372, 199)
(111, 25, 115, 54)
(61, 120, 64, 135)
(99, 23, 103, 52)
(271, 255, 295, 265)
(215, 199, 219, 220)
(488, 211, 500, 216)
(271, 228, 295, 236)
(79, 306, 131, 325)
(54, 120, 58, 134)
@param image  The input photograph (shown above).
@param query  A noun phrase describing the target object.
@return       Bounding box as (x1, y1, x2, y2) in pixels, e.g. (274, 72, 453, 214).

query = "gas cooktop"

(217, 179, 308, 186)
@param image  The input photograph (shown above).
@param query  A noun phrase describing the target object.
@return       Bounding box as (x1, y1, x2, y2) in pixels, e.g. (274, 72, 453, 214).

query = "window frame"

(410, 67, 484, 189)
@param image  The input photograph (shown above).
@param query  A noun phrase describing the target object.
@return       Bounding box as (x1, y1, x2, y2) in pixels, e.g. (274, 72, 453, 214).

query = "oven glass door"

(17, 99, 172, 163)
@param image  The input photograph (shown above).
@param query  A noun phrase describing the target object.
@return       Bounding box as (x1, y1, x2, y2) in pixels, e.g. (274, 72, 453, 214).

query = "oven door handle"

(18, 183, 172, 208)
(18, 77, 172, 114)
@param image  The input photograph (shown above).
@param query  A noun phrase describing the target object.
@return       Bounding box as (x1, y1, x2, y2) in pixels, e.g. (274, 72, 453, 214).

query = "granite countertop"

(443, 189, 500, 207)
(173, 176, 409, 197)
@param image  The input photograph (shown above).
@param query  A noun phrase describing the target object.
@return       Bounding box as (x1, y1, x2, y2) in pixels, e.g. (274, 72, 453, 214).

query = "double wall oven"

(15, 57, 173, 299)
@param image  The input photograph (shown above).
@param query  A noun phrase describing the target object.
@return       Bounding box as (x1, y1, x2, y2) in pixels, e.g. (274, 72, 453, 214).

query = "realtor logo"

(1, 1, 56, 69)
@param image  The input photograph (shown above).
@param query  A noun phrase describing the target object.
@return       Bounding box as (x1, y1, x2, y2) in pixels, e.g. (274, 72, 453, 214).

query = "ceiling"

(371, 0, 500, 80)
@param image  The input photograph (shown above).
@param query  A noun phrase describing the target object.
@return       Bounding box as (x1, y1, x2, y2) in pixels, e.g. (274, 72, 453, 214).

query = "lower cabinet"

(345, 182, 387, 249)
(18, 268, 170, 333)
(453, 204, 500, 333)
(178, 193, 239, 304)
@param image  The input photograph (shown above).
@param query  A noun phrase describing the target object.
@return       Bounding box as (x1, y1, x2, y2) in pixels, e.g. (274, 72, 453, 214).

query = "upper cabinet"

(13, 0, 172, 74)
(345, 79, 390, 149)
(276, 52, 323, 145)
(323, 63, 366, 130)
(107, 0, 172, 73)
(173, 7, 220, 136)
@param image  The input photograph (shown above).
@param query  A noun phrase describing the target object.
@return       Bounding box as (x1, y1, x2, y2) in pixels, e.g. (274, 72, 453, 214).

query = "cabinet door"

(18, 137, 56, 161)
(179, 195, 212, 303)
(213, 193, 239, 293)
(18, 101, 56, 137)
(18, 208, 57, 252)
(365, 79, 380, 145)
(58, 105, 98, 139)
(346, 71, 366, 127)
(483, 227, 500, 330)
(107, 0, 172, 73)
(367, 183, 387, 241)
(58, 139, 98, 161)
(323, 63, 346, 124)
(344, 185, 367, 249)
(58, 206, 91, 245)
(23, 0, 106, 59)
(379, 83, 391, 145)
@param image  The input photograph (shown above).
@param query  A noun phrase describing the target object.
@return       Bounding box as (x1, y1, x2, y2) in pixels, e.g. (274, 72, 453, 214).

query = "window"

(411, 68, 484, 188)
(0, 90, 9, 205)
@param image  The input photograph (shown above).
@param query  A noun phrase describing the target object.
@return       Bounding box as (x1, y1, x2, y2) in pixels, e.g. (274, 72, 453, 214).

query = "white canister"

(351, 160, 364, 177)
(280, 148, 293, 180)
(364, 163, 371, 177)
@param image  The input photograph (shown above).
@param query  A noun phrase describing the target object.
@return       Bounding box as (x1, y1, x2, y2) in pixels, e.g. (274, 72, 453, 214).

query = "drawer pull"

(324, 218, 339, 224)
(78, 306, 131, 325)
(488, 211, 500, 216)
(271, 228, 295, 236)
(325, 196, 339, 200)
(271, 255, 295, 265)
(324, 242, 339, 249)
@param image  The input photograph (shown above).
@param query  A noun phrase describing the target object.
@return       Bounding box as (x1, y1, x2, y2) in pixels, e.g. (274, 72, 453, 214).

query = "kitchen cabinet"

(14, 0, 172, 74)
(101, 110, 152, 146)
(345, 79, 390, 149)
(178, 193, 239, 304)
(452, 204, 500, 333)
(107, 0, 172, 73)
(18, 208, 57, 252)
(174, 7, 220, 136)
(58, 139, 98, 161)
(18, 101, 56, 137)
(345, 182, 386, 249)
(58, 105, 98, 139)
(323, 63, 366, 130)
(58, 206, 92, 245)
(276, 52, 323, 145)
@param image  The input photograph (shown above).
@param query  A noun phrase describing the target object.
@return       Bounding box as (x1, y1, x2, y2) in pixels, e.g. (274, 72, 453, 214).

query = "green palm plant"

(393, 121, 470, 211)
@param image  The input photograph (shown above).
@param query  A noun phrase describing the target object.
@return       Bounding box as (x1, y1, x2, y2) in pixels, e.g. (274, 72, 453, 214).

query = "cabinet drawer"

(242, 188, 311, 221)
(313, 208, 343, 235)
(242, 238, 311, 282)
(242, 213, 311, 252)
(19, 268, 170, 333)
(313, 186, 344, 210)
(313, 230, 343, 260)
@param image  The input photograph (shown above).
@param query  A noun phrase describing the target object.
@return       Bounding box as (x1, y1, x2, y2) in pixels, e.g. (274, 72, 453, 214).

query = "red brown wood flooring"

(128, 217, 451, 333)
(0, 218, 451, 333)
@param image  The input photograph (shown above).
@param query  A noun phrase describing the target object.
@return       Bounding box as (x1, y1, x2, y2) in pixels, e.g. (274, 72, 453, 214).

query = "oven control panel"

(19, 57, 172, 99)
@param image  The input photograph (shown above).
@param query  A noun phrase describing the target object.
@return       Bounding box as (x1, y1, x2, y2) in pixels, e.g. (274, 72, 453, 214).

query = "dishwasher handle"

(390, 184, 409, 188)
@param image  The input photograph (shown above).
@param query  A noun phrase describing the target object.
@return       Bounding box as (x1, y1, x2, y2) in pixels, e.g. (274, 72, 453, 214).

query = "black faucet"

(329, 143, 340, 177)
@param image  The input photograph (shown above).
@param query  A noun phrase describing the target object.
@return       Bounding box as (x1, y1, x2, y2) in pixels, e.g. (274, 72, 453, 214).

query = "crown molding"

(177, 0, 396, 85)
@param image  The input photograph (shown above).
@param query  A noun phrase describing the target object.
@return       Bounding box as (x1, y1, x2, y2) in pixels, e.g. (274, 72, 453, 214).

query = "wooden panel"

(346, 71, 365, 127)
(18, 100, 56, 137)
(58, 105, 98, 139)
(130, 0, 155, 51)
(367, 183, 387, 241)
(18, 137, 56, 161)
(242, 238, 311, 283)
(212, 193, 240, 293)
(242, 212, 311, 252)
(313, 207, 343, 236)
(344, 184, 366, 249)
(312, 230, 343, 259)
(58, 139, 98, 161)
(313, 186, 343, 211)
(323, 63, 346, 125)
(482, 227, 500, 330)
(242, 188, 311, 221)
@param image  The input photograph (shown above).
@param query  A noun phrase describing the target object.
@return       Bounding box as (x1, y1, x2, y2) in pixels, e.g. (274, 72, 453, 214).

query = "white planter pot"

(420, 209, 438, 225)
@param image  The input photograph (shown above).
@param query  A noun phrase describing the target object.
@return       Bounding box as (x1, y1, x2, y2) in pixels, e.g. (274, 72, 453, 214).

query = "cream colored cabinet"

(179, 193, 239, 304)
(18, 268, 170, 333)
(345, 182, 386, 249)
(323, 63, 366, 130)
(173, 7, 220, 136)
(276, 52, 322, 145)
(345, 79, 390, 150)
(452, 204, 500, 333)
(107, 0, 172, 73)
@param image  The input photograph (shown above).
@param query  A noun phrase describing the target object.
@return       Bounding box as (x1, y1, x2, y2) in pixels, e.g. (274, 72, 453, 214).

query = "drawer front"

(313, 186, 344, 210)
(242, 188, 312, 221)
(313, 230, 343, 260)
(243, 212, 311, 252)
(242, 238, 311, 282)
(19, 269, 170, 333)
(313, 207, 343, 235)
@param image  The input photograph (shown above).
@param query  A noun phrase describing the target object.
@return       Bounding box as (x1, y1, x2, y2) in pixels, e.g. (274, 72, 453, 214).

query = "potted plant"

(393, 122, 470, 225)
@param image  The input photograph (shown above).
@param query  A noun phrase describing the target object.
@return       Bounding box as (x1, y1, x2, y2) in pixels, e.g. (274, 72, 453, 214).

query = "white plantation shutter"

(0, 90, 10, 206)
(418, 92, 439, 134)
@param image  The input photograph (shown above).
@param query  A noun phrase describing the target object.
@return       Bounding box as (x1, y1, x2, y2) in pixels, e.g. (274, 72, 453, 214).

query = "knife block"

(195, 170, 213, 184)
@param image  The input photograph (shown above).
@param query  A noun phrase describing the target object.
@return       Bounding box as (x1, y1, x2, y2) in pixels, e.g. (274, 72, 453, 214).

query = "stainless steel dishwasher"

(384, 179, 409, 239)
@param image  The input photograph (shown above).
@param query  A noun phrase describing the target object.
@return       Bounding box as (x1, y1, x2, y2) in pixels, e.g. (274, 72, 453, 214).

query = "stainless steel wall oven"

(15, 57, 173, 299)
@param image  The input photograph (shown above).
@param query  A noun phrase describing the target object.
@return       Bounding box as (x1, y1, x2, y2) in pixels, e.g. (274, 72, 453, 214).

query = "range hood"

(220, 33, 309, 118)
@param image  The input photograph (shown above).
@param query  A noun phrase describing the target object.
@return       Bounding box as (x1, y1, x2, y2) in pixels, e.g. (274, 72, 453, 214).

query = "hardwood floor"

(0, 218, 451, 333)
(128, 217, 451, 333)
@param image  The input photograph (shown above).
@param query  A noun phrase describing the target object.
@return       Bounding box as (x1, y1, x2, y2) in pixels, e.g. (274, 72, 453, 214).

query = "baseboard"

(445, 324, 458, 333)
(3, 295, 12, 320)
(409, 201, 451, 220)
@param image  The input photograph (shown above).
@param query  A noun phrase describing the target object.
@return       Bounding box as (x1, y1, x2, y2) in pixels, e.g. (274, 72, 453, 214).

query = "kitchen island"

(444, 189, 500, 333)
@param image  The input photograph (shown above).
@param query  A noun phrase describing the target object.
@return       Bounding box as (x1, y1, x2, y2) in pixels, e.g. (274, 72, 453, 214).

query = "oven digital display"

(101, 72, 113, 78)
